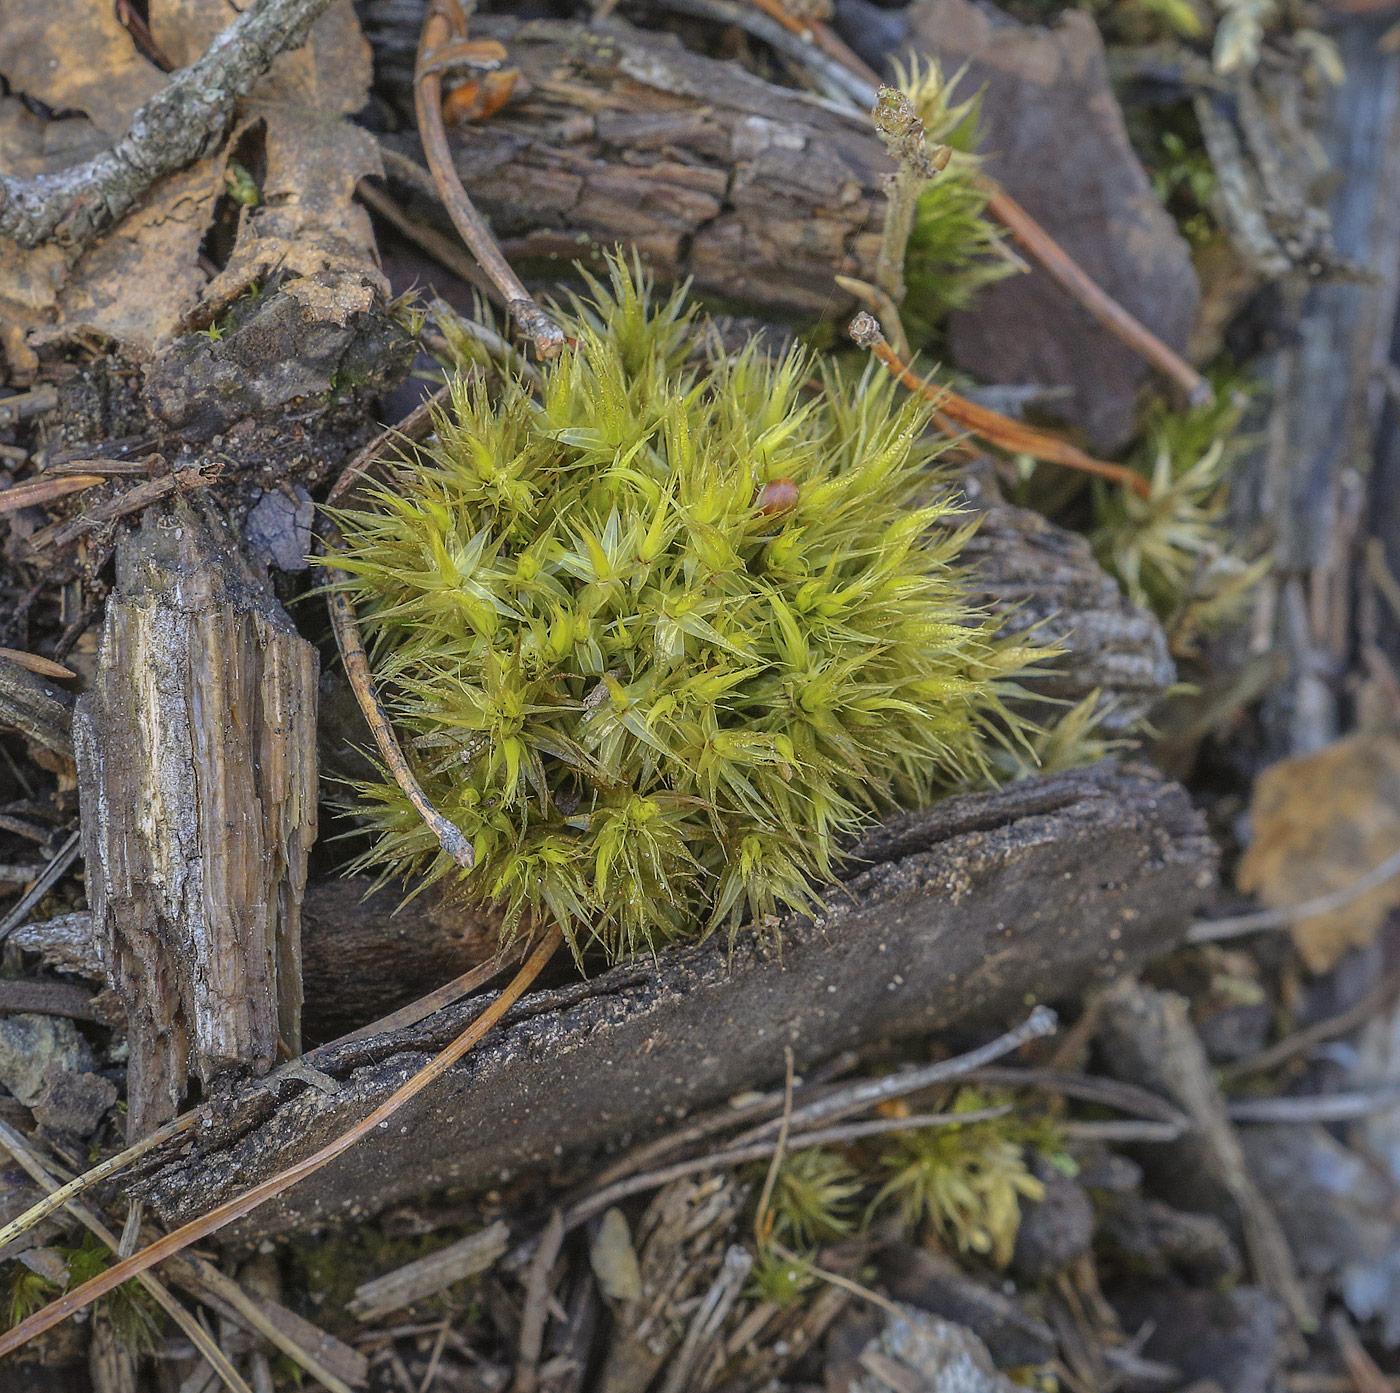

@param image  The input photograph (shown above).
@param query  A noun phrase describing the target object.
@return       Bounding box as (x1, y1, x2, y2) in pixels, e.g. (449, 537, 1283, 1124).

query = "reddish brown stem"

(791, 11, 1211, 407)
(0, 925, 565, 1359)
(849, 312, 1152, 499)
(0, 473, 104, 515)
(323, 550, 475, 871)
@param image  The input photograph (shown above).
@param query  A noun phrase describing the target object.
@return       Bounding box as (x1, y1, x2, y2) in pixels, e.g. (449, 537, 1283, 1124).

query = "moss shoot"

(324, 260, 1040, 962)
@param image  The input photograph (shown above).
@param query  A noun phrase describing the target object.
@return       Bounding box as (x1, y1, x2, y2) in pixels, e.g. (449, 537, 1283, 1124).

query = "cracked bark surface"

(365, 9, 892, 319)
(74, 501, 318, 1137)
(132, 761, 1215, 1241)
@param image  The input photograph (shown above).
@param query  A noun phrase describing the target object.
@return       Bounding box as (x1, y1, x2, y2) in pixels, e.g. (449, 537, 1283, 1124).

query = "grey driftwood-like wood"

(73, 500, 318, 1137)
(0, 0, 337, 250)
(363, 9, 890, 318)
(132, 761, 1215, 1241)
(1096, 980, 1312, 1329)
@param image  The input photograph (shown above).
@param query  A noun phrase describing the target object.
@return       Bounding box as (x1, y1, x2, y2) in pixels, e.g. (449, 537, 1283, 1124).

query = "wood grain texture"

(365, 8, 891, 318)
(133, 761, 1215, 1240)
(74, 500, 317, 1136)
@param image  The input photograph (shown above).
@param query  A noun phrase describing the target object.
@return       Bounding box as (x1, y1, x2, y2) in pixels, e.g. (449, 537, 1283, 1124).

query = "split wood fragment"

(0, 925, 563, 1359)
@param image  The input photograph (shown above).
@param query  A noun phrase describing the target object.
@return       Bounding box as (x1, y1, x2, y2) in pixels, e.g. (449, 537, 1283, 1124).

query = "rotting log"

(363, 9, 891, 319)
(132, 760, 1216, 1240)
(73, 499, 318, 1137)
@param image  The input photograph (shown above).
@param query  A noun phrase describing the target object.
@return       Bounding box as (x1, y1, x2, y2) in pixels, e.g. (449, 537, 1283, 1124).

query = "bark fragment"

(134, 761, 1215, 1240)
(74, 500, 317, 1136)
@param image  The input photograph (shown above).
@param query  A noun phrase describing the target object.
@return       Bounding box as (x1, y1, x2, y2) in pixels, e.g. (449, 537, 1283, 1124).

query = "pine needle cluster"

(325, 259, 1037, 962)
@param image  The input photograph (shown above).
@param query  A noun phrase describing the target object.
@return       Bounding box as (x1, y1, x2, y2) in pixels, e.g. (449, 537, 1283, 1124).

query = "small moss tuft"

(324, 258, 1041, 962)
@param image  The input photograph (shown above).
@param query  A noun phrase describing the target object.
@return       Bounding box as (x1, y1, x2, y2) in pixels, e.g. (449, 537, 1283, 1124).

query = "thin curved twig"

(848, 313, 1153, 498)
(0, 1120, 253, 1393)
(663, 0, 1210, 405)
(322, 546, 476, 871)
(414, 0, 564, 359)
(561, 1106, 1015, 1233)
(0, 1109, 197, 1254)
(0, 926, 564, 1358)
(1187, 844, 1400, 943)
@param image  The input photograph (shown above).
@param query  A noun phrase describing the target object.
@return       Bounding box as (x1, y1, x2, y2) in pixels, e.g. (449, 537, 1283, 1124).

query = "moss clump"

(1093, 377, 1267, 654)
(325, 259, 1038, 962)
(870, 1090, 1067, 1267)
(897, 60, 1017, 342)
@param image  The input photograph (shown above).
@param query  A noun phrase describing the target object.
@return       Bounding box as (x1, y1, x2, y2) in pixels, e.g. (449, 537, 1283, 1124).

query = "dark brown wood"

(73, 500, 318, 1136)
(134, 761, 1215, 1241)
(364, 10, 891, 319)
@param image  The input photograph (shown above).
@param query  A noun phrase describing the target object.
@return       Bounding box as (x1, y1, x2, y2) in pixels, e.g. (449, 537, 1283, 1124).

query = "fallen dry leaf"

(0, 0, 163, 139)
(0, 0, 380, 373)
(1238, 733, 1400, 972)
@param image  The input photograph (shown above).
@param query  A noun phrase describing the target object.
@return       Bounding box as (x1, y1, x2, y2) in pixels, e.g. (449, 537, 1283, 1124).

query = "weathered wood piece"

(364, 9, 890, 319)
(73, 501, 317, 1137)
(133, 761, 1215, 1240)
(1097, 980, 1312, 1329)
(0, 653, 74, 766)
(900, 0, 1199, 452)
(954, 472, 1175, 732)
(8, 880, 502, 1043)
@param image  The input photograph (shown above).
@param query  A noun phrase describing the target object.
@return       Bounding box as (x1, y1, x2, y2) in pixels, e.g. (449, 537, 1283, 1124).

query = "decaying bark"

(133, 761, 1215, 1240)
(364, 10, 890, 319)
(954, 471, 1176, 732)
(73, 500, 318, 1137)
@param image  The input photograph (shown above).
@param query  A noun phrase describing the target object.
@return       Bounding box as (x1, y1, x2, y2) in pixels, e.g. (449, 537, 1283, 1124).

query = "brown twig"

(356, 177, 498, 304)
(323, 549, 476, 871)
(0, 388, 59, 424)
(0, 473, 104, 515)
(981, 186, 1212, 408)
(0, 924, 564, 1357)
(849, 312, 1153, 497)
(0, 0, 337, 250)
(414, 0, 564, 359)
(326, 386, 449, 507)
(694, 1, 1209, 403)
(1331, 1311, 1392, 1393)
(333, 946, 524, 1045)
(0, 1119, 253, 1393)
(1219, 969, 1400, 1083)
(30, 461, 218, 550)
(322, 387, 478, 871)
(513, 1208, 565, 1393)
(0, 1108, 198, 1254)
